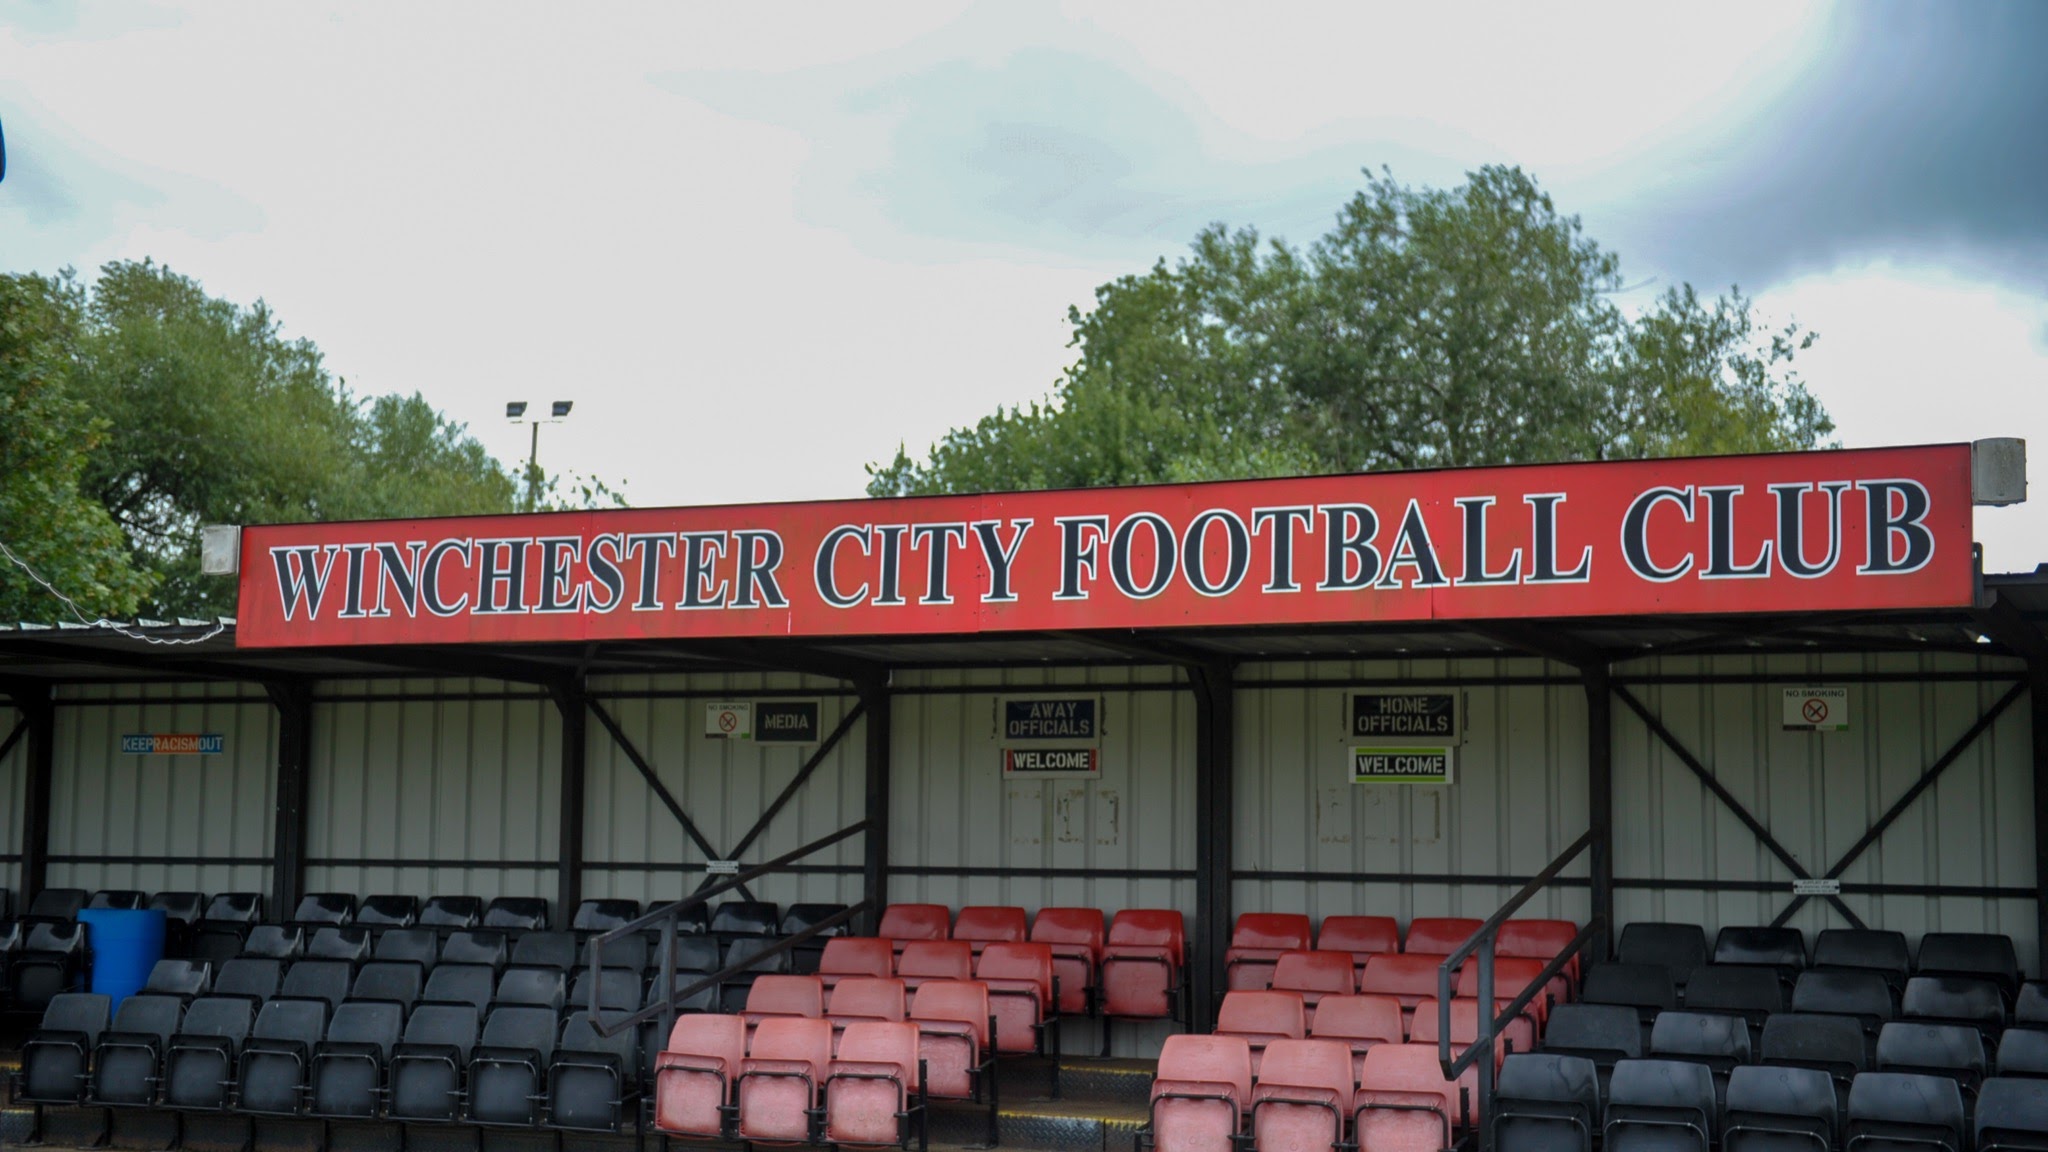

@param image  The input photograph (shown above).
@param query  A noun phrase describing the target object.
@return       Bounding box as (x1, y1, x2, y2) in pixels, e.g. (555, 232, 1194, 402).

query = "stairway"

(928, 1055, 1156, 1152)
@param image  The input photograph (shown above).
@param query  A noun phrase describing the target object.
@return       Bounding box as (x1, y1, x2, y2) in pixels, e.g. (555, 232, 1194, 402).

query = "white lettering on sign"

(1781, 687, 1850, 732)
(1792, 878, 1841, 896)
(1002, 747, 1101, 778)
(705, 861, 741, 875)
(704, 702, 753, 740)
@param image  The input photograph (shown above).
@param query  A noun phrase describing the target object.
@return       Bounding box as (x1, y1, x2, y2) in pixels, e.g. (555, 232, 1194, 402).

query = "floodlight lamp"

(506, 401, 528, 419)
(551, 401, 574, 418)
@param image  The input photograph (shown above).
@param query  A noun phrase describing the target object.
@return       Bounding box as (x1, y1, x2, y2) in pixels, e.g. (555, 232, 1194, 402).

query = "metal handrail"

(1434, 828, 1605, 1152)
(588, 819, 871, 1038)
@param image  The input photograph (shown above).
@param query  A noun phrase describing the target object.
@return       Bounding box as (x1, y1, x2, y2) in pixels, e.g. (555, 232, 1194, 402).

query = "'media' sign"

(235, 445, 1974, 648)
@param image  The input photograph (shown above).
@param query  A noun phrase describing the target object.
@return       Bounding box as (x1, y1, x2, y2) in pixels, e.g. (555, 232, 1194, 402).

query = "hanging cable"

(0, 539, 228, 645)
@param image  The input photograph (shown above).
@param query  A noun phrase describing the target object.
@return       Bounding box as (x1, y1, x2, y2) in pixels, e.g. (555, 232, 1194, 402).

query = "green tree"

(0, 271, 153, 621)
(0, 259, 616, 621)
(868, 166, 1832, 496)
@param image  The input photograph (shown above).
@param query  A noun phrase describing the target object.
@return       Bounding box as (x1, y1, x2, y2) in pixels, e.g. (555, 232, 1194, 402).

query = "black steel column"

(860, 678, 892, 937)
(555, 678, 588, 920)
(2032, 659, 2048, 957)
(18, 685, 55, 908)
(267, 681, 314, 921)
(1584, 666, 1615, 961)
(1191, 659, 1235, 1032)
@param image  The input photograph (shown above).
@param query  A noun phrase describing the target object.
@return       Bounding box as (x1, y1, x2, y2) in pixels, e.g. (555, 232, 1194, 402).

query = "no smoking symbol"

(1801, 698, 1830, 724)
(718, 711, 738, 732)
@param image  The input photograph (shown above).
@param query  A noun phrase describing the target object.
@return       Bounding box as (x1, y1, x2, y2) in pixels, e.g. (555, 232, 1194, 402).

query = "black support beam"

(1190, 658, 1236, 1033)
(1584, 666, 1615, 961)
(267, 681, 314, 921)
(860, 678, 893, 937)
(553, 678, 589, 919)
(15, 685, 54, 907)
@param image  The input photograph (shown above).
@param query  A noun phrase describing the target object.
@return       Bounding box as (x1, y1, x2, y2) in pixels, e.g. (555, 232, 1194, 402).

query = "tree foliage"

(0, 260, 615, 621)
(868, 166, 1833, 497)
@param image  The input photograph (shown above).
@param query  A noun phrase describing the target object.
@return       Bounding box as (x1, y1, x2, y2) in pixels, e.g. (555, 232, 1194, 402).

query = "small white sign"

(705, 702, 753, 740)
(705, 860, 741, 875)
(1782, 687, 1850, 732)
(1792, 878, 1841, 896)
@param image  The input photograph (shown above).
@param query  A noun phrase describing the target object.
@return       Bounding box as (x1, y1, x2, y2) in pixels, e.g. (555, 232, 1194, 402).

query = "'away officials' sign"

(235, 445, 1975, 648)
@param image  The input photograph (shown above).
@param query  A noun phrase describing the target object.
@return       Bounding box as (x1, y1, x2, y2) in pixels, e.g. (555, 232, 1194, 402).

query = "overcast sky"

(4, 0, 2045, 570)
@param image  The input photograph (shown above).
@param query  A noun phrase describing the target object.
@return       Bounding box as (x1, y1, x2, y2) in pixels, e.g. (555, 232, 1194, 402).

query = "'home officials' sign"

(235, 445, 1974, 648)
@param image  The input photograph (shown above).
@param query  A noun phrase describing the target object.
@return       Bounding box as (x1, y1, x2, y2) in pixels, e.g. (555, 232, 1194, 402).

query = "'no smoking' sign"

(704, 701, 754, 740)
(1782, 687, 1850, 732)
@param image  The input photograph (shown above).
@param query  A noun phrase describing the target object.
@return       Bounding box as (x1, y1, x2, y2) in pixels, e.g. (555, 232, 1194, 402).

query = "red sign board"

(235, 445, 1976, 649)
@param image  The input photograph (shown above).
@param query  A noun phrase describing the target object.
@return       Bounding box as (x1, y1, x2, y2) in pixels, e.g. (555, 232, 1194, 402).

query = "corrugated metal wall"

(1612, 652, 2038, 973)
(307, 679, 557, 909)
(0, 701, 25, 903)
(1234, 657, 1591, 927)
(47, 683, 276, 896)
(582, 673, 861, 911)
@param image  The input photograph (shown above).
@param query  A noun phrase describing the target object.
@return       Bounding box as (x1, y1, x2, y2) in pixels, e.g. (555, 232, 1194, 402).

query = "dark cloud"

(1623, 0, 2048, 294)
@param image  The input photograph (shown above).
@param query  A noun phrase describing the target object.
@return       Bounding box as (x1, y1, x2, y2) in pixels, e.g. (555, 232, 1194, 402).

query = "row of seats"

(1622, 922, 2026, 998)
(1223, 913, 1583, 992)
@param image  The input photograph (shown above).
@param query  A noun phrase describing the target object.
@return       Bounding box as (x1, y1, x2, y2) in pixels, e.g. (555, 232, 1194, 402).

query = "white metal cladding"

(47, 682, 276, 896)
(1234, 658, 1593, 929)
(1611, 651, 2039, 974)
(308, 679, 558, 909)
(890, 665, 1195, 1057)
(581, 672, 863, 911)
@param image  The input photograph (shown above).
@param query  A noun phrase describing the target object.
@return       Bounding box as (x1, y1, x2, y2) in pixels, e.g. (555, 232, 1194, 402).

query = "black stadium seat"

(162, 995, 255, 1108)
(420, 895, 484, 929)
(1846, 1071, 1967, 1152)
(28, 887, 89, 920)
(279, 958, 353, 1010)
(237, 997, 329, 1115)
(442, 929, 510, 968)
(495, 966, 568, 1013)
(1542, 1002, 1644, 1088)
(591, 930, 649, 971)
(1584, 963, 1678, 1031)
(240, 924, 304, 960)
(570, 967, 641, 1014)
(1603, 1058, 1718, 1152)
(89, 889, 148, 911)
(1618, 924, 1710, 992)
(389, 1003, 480, 1122)
(2019, 984, 2048, 1027)
(214, 957, 284, 1002)
(782, 902, 851, 972)
(1793, 968, 1896, 1038)
(550, 1009, 641, 1131)
(356, 894, 420, 928)
(1979, 1077, 2048, 1152)
(19, 992, 111, 1104)
(648, 968, 719, 1014)
(351, 960, 424, 1011)
(421, 963, 496, 1014)
(468, 1004, 559, 1125)
(309, 999, 404, 1118)
(292, 892, 356, 925)
(1761, 1012, 1869, 1094)
(90, 993, 182, 1106)
(711, 900, 780, 943)
(1904, 975, 2009, 1037)
(307, 925, 374, 963)
(1877, 1021, 1987, 1097)
(1724, 1064, 1838, 1152)
(482, 896, 550, 931)
(720, 936, 792, 1012)
(1684, 965, 1784, 1037)
(145, 958, 212, 999)
(570, 898, 639, 934)
(1815, 929, 1914, 988)
(12, 920, 89, 1010)
(1918, 933, 2021, 1000)
(1494, 1052, 1600, 1152)
(374, 926, 440, 971)
(1649, 1010, 1753, 1095)
(1999, 1029, 2048, 1080)
(202, 892, 262, 924)
(148, 890, 206, 924)
(510, 930, 579, 970)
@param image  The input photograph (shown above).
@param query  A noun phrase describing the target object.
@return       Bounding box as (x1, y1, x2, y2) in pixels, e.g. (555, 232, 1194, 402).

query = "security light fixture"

(551, 400, 573, 418)
(506, 401, 528, 419)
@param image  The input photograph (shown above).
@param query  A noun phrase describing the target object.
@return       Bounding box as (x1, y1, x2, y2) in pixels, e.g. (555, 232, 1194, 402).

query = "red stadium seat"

(977, 942, 1055, 1054)
(1250, 1039, 1356, 1152)
(1354, 1043, 1479, 1152)
(1320, 916, 1401, 980)
(1149, 1034, 1253, 1152)
(910, 981, 992, 1099)
(1456, 957, 1560, 1027)
(737, 1016, 833, 1143)
(952, 906, 1028, 956)
(828, 976, 907, 1024)
(1361, 953, 1470, 1028)
(1404, 918, 1482, 956)
(1273, 950, 1357, 1024)
(877, 904, 951, 950)
(1408, 997, 1533, 1070)
(1309, 995, 1406, 1085)
(742, 974, 824, 1031)
(898, 940, 974, 991)
(1031, 907, 1104, 1015)
(1216, 990, 1307, 1076)
(1103, 910, 1185, 1020)
(825, 1020, 922, 1147)
(654, 1013, 746, 1138)
(1496, 919, 1582, 984)
(819, 937, 894, 992)
(1226, 913, 1314, 991)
